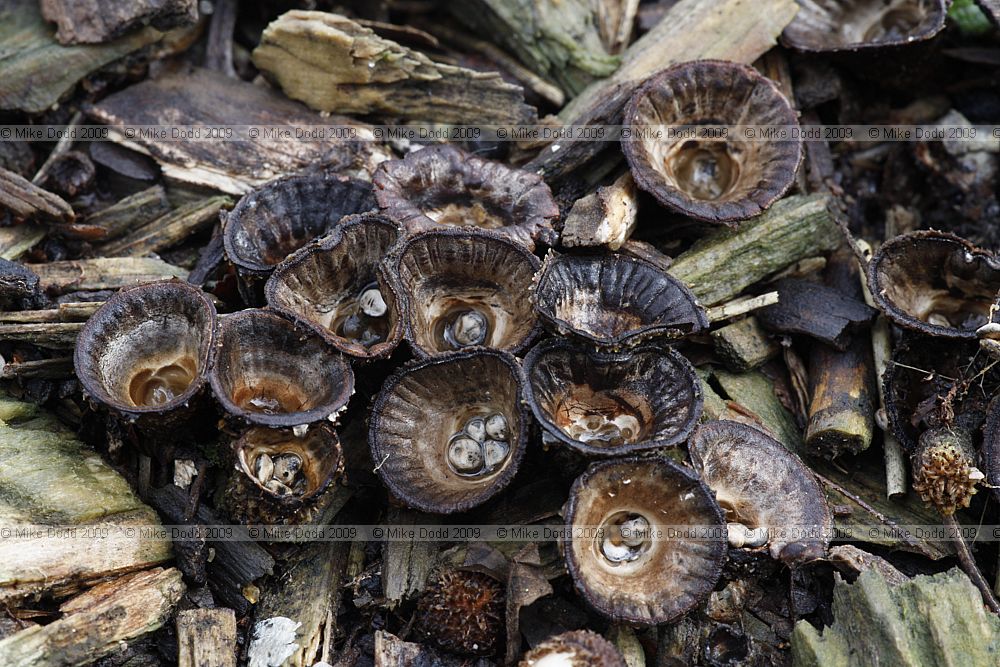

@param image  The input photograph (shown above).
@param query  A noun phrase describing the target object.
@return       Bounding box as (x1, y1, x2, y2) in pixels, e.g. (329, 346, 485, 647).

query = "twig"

(31, 111, 82, 185)
(707, 291, 779, 322)
(944, 514, 1000, 614)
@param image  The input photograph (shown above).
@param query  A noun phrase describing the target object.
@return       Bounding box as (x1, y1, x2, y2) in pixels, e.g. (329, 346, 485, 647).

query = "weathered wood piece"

(0, 226, 46, 261)
(791, 569, 1000, 666)
(0, 568, 185, 666)
(0, 166, 74, 223)
(86, 186, 171, 241)
(450, 0, 619, 95)
(758, 279, 877, 350)
(698, 367, 803, 452)
(252, 11, 535, 124)
(669, 195, 843, 306)
(374, 631, 483, 667)
(711, 317, 780, 372)
(561, 172, 638, 250)
(87, 67, 389, 195)
(0, 393, 173, 601)
(382, 508, 439, 607)
(25, 257, 187, 294)
(99, 196, 230, 257)
(251, 540, 349, 667)
(177, 608, 237, 667)
(0, 357, 74, 380)
(0, 0, 162, 113)
(0, 322, 83, 349)
(805, 250, 876, 458)
(41, 0, 196, 45)
(204, 0, 237, 76)
(525, 0, 797, 180)
(0, 302, 101, 323)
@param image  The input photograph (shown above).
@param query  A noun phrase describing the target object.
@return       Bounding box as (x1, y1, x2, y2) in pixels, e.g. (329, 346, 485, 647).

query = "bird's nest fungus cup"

(373, 144, 560, 249)
(622, 60, 801, 224)
(689, 420, 833, 565)
(519, 630, 626, 667)
(223, 170, 375, 303)
(868, 231, 1000, 339)
(369, 349, 527, 513)
(532, 252, 708, 347)
(523, 339, 702, 456)
(781, 0, 948, 52)
(391, 229, 541, 357)
(74, 280, 217, 432)
(563, 457, 726, 624)
(234, 423, 343, 508)
(265, 213, 404, 360)
(209, 309, 354, 428)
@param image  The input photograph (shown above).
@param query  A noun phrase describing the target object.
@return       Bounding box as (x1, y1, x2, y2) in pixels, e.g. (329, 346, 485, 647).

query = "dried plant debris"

(415, 569, 505, 656)
(689, 420, 833, 565)
(757, 278, 878, 350)
(87, 67, 388, 194)
(792, 568, 1000, 666)
(40, 0, 197, 45)
(252, 11, 536, 124)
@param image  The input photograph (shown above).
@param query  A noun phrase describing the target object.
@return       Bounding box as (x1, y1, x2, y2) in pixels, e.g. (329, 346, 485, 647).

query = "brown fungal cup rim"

(368, 348, 529, 514)
(532, 252, 709, 348)
(222, 170, 374, 277)
(780, 0, 949, 53)
(74, 280, 218, 417)
(522, 338, 703, 456)
(867, 230, 1000, 340)
(520, 630, 627, 667)
(622, 59, 802, 225)
(372, 143, 560, 249)
(264, 212, 406, 360)
(562, 456, 726, 624)
(234, 422, 343, 508)
(208, 308, 356, 427)
(388, 227, 543, 359)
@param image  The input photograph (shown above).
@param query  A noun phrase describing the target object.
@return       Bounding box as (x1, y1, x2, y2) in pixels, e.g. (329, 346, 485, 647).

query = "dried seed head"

(519, 630, 627, 667)
(416, 570, 504, 656)
(912, 427, 981, 516)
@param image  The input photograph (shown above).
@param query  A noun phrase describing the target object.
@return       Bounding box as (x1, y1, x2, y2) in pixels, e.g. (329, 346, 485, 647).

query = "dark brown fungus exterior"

(782, 0, 948, 52)
(373, 144, 559, 249)
(563, 457, 725, 624)
(532, 252, 708, 348)
(369, 349, 527, 514)
(223, 170, 374, 301)
(519, 630, 627, 667)
(981, 396, 1000, 506)
(209, 309, 354, 428)
(868, 231, 1000, 339)
(74, 280, 216, 427)
(689, 420, 832, 565)
(523, 338, 702, 456)
(392, 229, 541, 357)
(265, 213, 404, 360)
(622, 60, 801, 224)
(415, 569, 504, 656)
